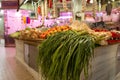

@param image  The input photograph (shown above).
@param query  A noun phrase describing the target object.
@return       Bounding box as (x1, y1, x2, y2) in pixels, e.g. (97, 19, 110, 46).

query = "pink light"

(57, 16, 72, 19)
(5, 9, 74, 34)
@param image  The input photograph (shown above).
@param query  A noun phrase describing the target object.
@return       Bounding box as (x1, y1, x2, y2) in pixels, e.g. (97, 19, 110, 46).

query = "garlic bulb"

(81, 0, 86, 12)
(62, 0, 68, 11)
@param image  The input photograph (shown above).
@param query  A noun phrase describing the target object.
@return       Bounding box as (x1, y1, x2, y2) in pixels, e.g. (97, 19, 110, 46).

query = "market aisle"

(0, 47, 35, 80)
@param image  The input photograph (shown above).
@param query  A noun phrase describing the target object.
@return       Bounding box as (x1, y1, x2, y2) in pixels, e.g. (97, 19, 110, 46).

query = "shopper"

(106, 1, 113, 15)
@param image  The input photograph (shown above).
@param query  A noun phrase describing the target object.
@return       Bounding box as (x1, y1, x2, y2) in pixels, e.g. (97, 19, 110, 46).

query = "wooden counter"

(15, 39, 120, 80)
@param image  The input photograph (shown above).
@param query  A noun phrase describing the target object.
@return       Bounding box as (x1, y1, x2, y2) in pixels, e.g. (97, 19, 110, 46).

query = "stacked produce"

(70, 21, 112, 45)
(110, 30, 120, 39)
(9, 31, 21, 38)
(10, 21, 114, 45)
(70, 21, 93, 32)
(107, 30, 120, 44)
(40, 25, 71, 39)
(19, 28, 42, 40)
(93, 28, 120, 44)
(10, 28, 42, 40)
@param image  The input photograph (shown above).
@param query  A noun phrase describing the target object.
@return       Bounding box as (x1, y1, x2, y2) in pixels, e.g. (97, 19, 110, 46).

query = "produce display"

(37, 21, 117, 80)
(19, 28, 42, 40)
(38, 30, 95, 80)
(70, 21, 112, 45)
(10, 20, 119, 45)
(10, 20, 120, 80)
(9, 31, 21, 38)
(10, 28, 42, 40)
(40, 25, 71, 39)
(70, 21, 93, 32)
(93, 29, 120, 44)
(107, 31, 120, 44)
(110, 30, 120, 40)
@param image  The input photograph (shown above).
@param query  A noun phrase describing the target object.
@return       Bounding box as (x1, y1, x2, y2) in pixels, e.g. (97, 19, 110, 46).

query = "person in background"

(106, 1, 113, 15)
(92, 17, 105, 28)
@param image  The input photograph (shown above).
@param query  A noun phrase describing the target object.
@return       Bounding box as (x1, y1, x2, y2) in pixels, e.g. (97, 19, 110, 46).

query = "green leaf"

(37, 30, 95, 80)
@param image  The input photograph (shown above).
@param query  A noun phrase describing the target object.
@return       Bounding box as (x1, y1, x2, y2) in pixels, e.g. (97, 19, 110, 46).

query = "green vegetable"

(9, 31, 20, 38)
(25, 27, 31, 30)
(37, 30, 95, 80)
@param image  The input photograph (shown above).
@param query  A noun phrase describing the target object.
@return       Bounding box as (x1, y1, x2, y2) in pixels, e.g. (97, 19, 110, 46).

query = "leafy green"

(9, 31, 20, 38)
(37, 30, 95, 80)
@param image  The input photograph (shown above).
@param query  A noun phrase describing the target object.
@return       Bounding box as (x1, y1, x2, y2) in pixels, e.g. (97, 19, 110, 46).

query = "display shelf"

(15, 39, 120, 80)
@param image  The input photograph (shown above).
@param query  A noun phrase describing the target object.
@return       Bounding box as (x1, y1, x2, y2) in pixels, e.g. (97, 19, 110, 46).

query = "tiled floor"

(0, 47, 35, 80)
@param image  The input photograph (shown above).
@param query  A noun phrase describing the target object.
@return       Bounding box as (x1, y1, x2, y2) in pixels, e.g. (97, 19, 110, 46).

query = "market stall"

(14, 39, 119, 80)
(9, 0, 120, 80)
(10, 20, 120, 80)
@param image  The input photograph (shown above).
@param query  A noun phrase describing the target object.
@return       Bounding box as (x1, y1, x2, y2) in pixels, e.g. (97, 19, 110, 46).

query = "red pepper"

(87, 0, 90, 3)
(48, 0, 53, 8)
(59, 0, 62, 2)
(107, 40, 120, 44)
(110, 32, 120, 40)
(37, 6, 41, 15)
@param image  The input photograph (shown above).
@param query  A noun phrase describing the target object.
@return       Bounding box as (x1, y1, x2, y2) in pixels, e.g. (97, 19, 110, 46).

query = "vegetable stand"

(15, 39, 120, 80)
(9, 0, 120, 79)
(11, 21, 120, 80)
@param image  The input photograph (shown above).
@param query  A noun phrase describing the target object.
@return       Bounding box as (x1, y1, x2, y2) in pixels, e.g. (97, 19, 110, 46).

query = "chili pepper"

(37, 6, 41, 15)
(48, 0, 53, 8)
(59, 0, 62, 2)
(87, 0, 90, 3)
